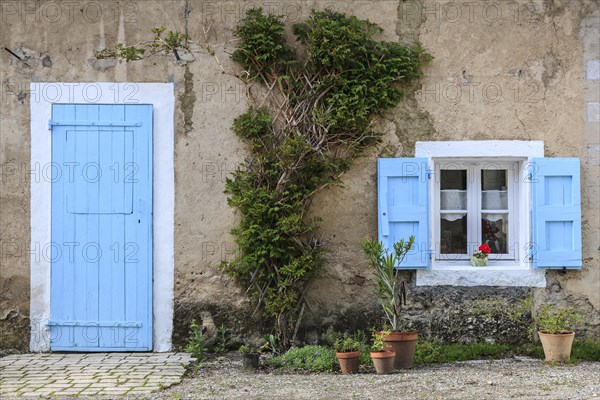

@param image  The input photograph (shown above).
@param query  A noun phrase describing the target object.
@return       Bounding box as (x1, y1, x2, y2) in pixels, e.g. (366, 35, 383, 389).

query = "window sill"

(416, 266, 547, 287)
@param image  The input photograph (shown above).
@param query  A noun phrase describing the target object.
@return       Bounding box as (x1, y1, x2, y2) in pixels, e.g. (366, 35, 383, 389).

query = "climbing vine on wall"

(223, 9, 430, 349)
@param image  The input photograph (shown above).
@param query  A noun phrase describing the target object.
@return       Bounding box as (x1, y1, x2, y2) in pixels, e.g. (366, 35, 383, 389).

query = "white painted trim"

(416, 140, 544, 158)
(416, 268, 547, 287)
(415, 140, 547, 287)
(29, 83, 174, 352)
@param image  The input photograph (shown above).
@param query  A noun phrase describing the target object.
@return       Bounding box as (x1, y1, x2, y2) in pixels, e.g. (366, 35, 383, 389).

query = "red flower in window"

(473, 243, 491, 259)
(478, 244, 491, 255)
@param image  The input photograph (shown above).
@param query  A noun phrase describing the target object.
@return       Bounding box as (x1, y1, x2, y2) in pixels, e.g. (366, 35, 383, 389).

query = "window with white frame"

(434, 159, 519, 264)
(377, 141, 583, 288)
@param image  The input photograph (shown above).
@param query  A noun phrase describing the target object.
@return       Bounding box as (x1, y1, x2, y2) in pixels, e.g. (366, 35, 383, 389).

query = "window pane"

(440, 214, 467, 254)
(440, 169, 467, 254)
(441, 170, 467, 190)
(482, 213, 508, 254)
(481, 170, 507, 210)
(440, 170, 467, 210)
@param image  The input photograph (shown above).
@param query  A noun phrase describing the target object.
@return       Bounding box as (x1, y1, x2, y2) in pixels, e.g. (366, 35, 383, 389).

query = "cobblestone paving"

(0, 353, 195, 398)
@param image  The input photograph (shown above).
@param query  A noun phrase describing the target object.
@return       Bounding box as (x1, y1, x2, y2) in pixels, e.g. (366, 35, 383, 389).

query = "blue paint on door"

(50, 104, 153, 351)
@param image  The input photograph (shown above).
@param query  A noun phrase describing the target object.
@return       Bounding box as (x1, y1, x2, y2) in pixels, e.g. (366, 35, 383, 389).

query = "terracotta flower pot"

(336, 351, 360, 374)
(538, 331, 575, 362)
(371, 350, 395, 374)
(383, 331, 418, 369)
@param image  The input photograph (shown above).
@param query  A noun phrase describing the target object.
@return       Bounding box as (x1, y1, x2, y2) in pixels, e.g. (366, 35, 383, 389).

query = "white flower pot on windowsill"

(470, 256, 488, 267)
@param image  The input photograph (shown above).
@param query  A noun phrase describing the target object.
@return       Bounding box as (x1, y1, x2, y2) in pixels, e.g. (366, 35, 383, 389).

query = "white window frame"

(415, 140, 547, 288)
(434, 159, 519, 265)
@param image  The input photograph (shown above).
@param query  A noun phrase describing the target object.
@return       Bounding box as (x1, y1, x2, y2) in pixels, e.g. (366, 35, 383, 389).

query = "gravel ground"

(7, 353, 597, 399)
(152, 355, 600, 400)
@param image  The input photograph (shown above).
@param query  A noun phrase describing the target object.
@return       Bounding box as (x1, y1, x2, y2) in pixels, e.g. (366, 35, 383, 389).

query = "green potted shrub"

(362, 236, 418, 369)
(536, 305, 581, 362)
(239, 344, 260, 370)
(370, 330, 395, 374)
(333, 337, 361, 374)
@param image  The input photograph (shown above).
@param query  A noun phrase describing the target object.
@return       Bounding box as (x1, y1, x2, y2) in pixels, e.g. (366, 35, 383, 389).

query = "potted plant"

(362, 236, 418, 369)
(239, 344, 260, 370)
(370, 330, 395, 374)
(470, 243, 490, 266)
(536, 305, 581, 362)
(333, 337, 361, 374)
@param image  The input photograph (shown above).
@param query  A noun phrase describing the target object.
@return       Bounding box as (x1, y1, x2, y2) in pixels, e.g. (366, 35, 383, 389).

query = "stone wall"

(0, 0, 598, 351)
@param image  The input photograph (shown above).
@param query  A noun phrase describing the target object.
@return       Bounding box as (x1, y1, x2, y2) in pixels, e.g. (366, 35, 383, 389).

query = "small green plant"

(536, 305, 581, 334)
(258, 333, 279, 355)
(184, 319, 207, 362)
(95, 26, 189, 62)
(362, 236, 415, 331)
(266, 345, 336, 372)
(371, 330, 391, 352)
(213, 323, 230, 354)
(333, 337, 361, 353)
(238, 344, 259, 354)
(350, 329, 372, 366)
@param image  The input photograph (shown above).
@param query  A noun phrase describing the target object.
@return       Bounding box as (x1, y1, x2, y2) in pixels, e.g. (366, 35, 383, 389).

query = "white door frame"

(29, 82, 175, 352)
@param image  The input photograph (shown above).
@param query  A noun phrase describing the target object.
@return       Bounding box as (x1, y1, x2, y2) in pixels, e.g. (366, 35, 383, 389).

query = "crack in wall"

(179, 65, 196, 136)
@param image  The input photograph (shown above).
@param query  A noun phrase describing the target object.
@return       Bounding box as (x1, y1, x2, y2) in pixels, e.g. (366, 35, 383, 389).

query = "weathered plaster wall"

(412, 0, 600, 335)
(1, 0, 598, 351)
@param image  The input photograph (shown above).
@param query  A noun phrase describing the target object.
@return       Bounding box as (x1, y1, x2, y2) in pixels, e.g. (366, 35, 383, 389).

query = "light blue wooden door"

(49, 104, 153, 351)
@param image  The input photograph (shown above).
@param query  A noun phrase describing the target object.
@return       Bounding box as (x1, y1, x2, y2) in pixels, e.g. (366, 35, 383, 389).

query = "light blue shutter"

(531, 158, 582, 269)
(378, 158, 430, 269)
(50, 104, 153, 351)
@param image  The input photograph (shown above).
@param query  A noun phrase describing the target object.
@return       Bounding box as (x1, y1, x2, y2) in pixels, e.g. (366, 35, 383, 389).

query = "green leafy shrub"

(333, 337, 361, 353)
(414, 341, 511, 365)
(371, 330, 391, 352)
(359, 343, 373, 367)
(267, 345, 336, 372)
(212, 323, 230, 354)
(184, 319, 207, 362)
(536, 305, 581, 334)
(572, 339, 600, 361)
(361, 237, 415, 331)
(222, 8, 430, 350)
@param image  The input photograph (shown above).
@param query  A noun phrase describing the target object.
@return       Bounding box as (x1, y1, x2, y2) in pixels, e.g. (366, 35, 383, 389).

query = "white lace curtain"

(441, 190, 507, 221)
